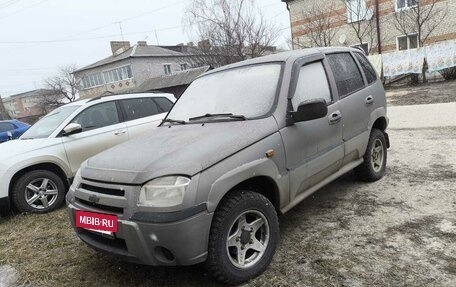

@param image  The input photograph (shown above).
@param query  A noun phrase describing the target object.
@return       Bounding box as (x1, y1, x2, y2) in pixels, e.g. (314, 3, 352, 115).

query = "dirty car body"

(67, 47, 389, 284)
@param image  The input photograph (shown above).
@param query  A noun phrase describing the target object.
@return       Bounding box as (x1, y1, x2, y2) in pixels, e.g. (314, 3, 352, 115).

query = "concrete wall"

(75, 56, 193, 99)
(287, 0, 456, 54)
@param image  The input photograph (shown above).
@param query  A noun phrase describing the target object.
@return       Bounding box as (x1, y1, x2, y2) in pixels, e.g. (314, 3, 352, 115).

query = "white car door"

(61, 100, 129, 174)
(119, 97, 171, 139)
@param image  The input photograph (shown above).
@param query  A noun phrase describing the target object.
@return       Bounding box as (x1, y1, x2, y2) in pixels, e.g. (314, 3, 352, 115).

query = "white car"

(0, 93, 174, 214)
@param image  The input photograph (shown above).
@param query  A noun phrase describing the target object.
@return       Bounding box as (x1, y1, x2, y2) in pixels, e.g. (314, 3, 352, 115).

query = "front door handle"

(114, 129, 127, 135)
(365, 95, 374, 105)
(328, 111, 342, 124)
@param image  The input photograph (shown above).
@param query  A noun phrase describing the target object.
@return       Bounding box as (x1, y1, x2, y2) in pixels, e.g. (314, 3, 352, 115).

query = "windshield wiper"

(189, 113, 247, 121)
(162, 118, 187, 125)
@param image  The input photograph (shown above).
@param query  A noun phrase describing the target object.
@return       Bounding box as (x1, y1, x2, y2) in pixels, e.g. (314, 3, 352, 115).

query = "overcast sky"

(0, 0, 290, 97)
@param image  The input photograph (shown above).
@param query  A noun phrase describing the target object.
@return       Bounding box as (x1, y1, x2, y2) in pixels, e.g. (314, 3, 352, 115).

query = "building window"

(82, 73, 104, 89)
(346, 0, 369, 23)
(397, 34, 418, 51)
(164, 64, 172, 75)
(103, 65, 132, 84)
(180, 63, 188, 71)
(395, 0, 418, 11)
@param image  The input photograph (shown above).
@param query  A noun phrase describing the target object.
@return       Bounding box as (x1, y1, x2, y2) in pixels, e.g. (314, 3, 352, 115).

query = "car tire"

(11, 170, 66, 213)
(206, 190, 279, 285)
(354, 128, 387, 182)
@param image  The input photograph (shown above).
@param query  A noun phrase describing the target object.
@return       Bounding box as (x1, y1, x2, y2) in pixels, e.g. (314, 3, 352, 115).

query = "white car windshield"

(166, 63, 282, 123)
(21, 105, 81, 139)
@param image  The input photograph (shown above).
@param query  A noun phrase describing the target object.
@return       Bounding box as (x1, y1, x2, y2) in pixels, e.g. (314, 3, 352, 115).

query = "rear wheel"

(11, 170, 66, 213)
(354, 128, 387, 182)
(207, 191, 279, 285)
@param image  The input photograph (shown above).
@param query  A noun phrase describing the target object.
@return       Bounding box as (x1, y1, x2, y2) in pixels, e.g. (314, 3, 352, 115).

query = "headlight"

(139, 176, 191, 207)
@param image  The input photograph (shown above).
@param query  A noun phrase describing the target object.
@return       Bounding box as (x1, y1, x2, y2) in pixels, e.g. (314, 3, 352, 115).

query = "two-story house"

(283, 0, 456, 54)
(74, 41, 196, 99)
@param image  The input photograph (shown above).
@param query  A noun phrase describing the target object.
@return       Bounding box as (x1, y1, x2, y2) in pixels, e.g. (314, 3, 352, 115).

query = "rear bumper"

(67, 203, 213, 266)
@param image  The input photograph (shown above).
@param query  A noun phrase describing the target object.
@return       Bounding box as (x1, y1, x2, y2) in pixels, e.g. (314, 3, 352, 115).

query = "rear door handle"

(328, 111, 342, 124)
(114, 129, 127, 135)
(365, 95, 374, 105)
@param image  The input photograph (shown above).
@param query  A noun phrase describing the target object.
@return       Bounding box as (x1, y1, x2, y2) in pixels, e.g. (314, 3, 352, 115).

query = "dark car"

(0, 120, 30, 143)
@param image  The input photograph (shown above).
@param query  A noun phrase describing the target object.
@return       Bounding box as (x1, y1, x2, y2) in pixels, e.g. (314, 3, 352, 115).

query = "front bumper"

(68, 203, 213, 265)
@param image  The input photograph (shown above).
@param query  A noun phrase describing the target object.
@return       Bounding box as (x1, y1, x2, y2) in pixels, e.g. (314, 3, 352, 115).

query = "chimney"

(137, 41, 147, 46)
(110, 41, 131, 55)
(198, 39, 211, 50)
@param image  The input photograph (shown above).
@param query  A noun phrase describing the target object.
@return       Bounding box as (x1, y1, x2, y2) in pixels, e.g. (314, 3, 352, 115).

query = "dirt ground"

(0, 84, 455, 287)
(386, 80, 456, 106)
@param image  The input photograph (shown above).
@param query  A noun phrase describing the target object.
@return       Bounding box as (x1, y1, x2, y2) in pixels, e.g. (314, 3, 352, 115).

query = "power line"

(0, 25, 186, 44)
(0, 0, 48, 20)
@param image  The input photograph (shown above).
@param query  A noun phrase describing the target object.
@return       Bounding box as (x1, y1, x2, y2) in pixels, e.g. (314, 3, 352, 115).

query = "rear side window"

(71, 101, 120, 131)
(0, 122, 15, 132)
(153, 97, 173, 113)
(354, 52, 377, 84)
(292, 61, 332, 109)
(326, 53, 364, 98)
(120, 98, 160, 121)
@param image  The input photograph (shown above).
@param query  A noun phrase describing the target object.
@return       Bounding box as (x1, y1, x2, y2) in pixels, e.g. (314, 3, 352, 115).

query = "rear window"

(326, 53, 365, 98)
(120, 98, 160, 121)
(354, 52, 377, 84)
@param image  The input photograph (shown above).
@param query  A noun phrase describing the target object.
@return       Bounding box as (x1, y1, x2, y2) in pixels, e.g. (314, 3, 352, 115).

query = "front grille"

(81, 183, 125, 197)
(79, 228, 128, 252)
(77, 199, 123, 215)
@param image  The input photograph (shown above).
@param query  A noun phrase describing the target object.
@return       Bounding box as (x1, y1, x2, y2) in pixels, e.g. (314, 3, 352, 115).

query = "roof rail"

(86, 90, 163, 102)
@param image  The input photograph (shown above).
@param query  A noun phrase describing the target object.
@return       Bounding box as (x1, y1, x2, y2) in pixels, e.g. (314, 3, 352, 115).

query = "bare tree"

(295, 1, 339, 48)
(391, 0, 447, 47)
(339, 0, 378, 54)
(43, 64, 79, 103)
(35, 90, 65, 115)
(391, 0, 448, 82)
(184, 0, 280, 67)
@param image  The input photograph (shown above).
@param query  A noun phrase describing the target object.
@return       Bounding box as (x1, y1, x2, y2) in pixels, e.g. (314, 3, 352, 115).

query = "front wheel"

(354, 128, 387, 182)
(207, 191, 279, 285)
(11, 170, 67, 213)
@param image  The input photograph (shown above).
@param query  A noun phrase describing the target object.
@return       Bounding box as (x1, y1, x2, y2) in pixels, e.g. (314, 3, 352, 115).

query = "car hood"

(82, 117, 278, 184)
(0, 138, 52, 161)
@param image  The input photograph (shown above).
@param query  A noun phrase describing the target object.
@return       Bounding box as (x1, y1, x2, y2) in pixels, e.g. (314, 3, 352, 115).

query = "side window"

(326, 53, 365, 98)
(0, 123, 15, 132)
(354, 52, 377, 84)
(120, 98, 160, 121)
(153, 97, 173, 113)
(71, 101, 120, 131)
(292, 61, 331, 109)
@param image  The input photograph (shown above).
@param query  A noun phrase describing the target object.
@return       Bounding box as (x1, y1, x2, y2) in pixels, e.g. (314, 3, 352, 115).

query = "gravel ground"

(0, 92, 455, 286)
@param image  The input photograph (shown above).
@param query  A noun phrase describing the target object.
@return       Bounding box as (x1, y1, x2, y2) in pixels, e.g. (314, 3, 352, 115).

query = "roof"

(138, 66, 211, 91)
(203, 47, 360, 76)
(75, 44, 187, 72)
(7, 89, 60, 99)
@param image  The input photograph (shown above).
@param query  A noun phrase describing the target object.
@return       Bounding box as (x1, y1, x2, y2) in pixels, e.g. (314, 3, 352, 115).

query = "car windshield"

(166, 63, 282, 123)
(21, 105, 80, 139)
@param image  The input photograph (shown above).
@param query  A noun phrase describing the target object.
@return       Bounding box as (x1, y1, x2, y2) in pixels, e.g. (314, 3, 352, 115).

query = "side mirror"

(6, 131, 12, 141)
(290, 99, 328, 123)
(63, 123, 82, 136)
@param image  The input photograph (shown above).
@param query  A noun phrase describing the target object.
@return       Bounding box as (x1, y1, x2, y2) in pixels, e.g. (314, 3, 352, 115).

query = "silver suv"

(0, 93, 174, 214)
(67, 48, 389, 285)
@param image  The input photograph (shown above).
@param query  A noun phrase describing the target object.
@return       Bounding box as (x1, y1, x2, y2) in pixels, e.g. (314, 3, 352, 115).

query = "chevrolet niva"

(67, 47, 389, 285)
